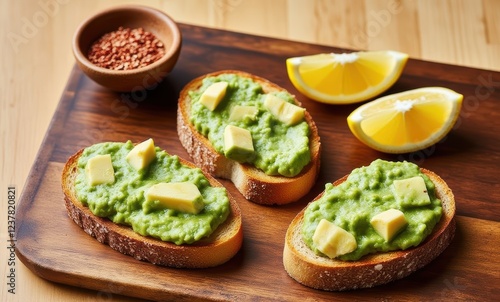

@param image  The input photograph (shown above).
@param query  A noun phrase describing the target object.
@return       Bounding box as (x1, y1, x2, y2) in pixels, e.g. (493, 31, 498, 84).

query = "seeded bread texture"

(62, 148, 243, 268)
(177, 70, 321, 205)
(283, 168, 456, 291)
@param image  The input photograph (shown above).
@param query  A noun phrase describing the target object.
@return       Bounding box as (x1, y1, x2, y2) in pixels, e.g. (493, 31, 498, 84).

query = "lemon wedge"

(286, 50, 409, 104)
(347, 87, 463, 154)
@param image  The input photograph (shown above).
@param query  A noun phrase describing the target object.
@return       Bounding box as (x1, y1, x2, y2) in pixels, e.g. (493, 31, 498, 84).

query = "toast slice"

(62, 148, 243, 268)
(283, 168, 456, 290)
(177, 70, 321, 205)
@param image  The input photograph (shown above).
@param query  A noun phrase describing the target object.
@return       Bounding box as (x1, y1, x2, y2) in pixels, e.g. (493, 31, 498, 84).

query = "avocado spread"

(302, 159, 443, 261)
(189, 74, 311, 177)
(74, 141, 230, 245)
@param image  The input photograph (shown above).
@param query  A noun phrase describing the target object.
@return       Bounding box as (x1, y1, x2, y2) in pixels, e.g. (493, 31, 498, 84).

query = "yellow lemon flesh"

(347, 87, 463, 154)
(286, 50, 409, 104)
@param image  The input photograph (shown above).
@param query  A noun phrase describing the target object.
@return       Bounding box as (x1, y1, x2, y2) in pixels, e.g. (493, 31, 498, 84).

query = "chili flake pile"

(88, 27, 166, 70)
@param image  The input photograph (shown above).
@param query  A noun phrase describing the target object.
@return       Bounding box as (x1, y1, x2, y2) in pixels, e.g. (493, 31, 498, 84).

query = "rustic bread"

(62, 148, 243, 268)
(177, 70, 321, 205)
(283, 168, 456, 291)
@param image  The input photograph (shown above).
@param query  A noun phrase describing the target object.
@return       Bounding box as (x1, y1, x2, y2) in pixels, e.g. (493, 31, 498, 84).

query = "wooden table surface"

(2, 1, 499, 301)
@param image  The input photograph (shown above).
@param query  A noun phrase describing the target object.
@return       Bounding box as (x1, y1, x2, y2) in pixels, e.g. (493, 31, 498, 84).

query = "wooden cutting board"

(15, 24, 500, 301)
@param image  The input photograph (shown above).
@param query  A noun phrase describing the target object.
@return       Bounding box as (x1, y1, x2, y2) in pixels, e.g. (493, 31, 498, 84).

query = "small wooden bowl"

(72, 5, 182, 92)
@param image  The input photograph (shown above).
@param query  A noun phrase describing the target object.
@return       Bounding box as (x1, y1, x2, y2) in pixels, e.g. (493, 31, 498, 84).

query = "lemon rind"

(347, 87, 463, 154)
(287, 50, 409, 105)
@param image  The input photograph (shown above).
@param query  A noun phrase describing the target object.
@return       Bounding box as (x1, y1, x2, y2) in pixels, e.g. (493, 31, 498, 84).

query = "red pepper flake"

(88, 27, 166, 70)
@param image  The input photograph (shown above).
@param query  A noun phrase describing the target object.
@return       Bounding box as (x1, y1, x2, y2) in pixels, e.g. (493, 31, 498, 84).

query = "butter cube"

(312, 219, 357, 259)
(223, 125, 254, 162)
(145, 182, 204, 214)
(263, 94, 305, 126)
(85, 154, 115, 186)
(126, 138, 156, 171)
(370, 209, 408, 241)
(229, 105, 258, 121)
(392, 176, 431, 207)
(199, 81, 228, 111)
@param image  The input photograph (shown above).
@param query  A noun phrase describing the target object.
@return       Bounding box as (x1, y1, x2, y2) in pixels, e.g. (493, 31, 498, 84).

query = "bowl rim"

(72, 5, 182, 76)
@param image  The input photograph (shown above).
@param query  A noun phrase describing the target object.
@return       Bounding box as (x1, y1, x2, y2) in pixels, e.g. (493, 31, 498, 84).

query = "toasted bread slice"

(283, 168, 456, 290)
(62, 148, 243, 268)
(177, 70, 321, 205)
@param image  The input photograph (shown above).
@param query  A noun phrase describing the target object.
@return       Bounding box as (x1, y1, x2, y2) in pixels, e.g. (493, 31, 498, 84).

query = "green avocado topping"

(74, 141, 230, 245)
(188, 73, 311, 177)
(302, 159, 443, 261)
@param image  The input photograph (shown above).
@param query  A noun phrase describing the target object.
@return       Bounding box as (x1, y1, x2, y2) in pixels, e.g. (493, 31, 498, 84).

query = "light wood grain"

(12, 25, 500, 298)
(1, 1, 499, 301)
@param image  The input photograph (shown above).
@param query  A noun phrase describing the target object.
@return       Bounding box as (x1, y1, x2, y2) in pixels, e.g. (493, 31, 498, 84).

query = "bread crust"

(283, 168, 456, 291)
(177, 70, 321, 205)
(62, 148, 243, 268)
